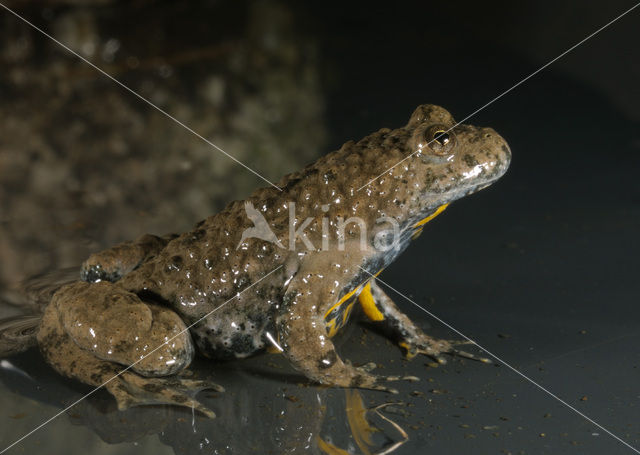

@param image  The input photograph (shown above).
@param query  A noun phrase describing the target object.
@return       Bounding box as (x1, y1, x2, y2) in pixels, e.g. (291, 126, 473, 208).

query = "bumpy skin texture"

(37, 105, 511, 413)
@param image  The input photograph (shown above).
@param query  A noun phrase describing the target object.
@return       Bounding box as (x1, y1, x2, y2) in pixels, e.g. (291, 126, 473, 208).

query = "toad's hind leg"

(358, 278, 489, 364)
(81, 233, 177, 282)
(37, 281, 222, 417)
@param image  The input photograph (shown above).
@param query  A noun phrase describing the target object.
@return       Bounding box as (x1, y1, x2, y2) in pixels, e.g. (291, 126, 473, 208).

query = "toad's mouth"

(474, 182, 493, 192)
(458, 182, 493, 200)
(463, 170, 507, 197)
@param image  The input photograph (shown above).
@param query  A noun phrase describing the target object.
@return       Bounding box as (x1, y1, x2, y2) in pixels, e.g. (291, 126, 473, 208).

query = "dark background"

(1, 1, 639, 454)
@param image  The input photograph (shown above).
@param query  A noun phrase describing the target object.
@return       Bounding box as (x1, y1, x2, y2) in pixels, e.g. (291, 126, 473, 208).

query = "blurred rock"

(0, 0, 326, 289)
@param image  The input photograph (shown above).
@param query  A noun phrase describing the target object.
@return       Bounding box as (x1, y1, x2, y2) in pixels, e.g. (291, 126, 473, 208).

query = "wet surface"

(1, 1, 640, 454)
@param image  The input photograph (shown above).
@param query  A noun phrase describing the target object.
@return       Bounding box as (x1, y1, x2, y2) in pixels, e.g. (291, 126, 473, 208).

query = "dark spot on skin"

(283, 175, 304, 189)
(191, 229, 206, 240)
(423, 169, 436, 188)
(351, 374, 365, 387)
(172, 394, 188, 403)
(99, 364, 114, 374)
(318, 350, 337, 370)
(167, 255, 183, 272)
(248, 313, 265, 327)
(463, 154, 478, 167)
(138, 234, 163, 249)
(143, 383, 164, 393)
(281, 293, 295, 311)
(234, 274, 251, 291)
(322, 171, 336, 183)
(261, 243, 274, 256)
(195, 334, 224, 359)
(113, 340, 128, 352)
(230, 333, 254, 354)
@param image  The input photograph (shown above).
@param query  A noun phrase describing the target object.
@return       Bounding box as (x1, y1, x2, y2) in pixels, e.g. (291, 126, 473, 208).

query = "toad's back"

(113, 130, 420, 356)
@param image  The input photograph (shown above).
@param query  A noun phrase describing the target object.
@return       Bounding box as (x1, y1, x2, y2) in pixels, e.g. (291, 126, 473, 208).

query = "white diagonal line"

(357, 1, 640, 192)
(0, 2, 283, 192)
(358, 266, 640, 454)
(0, 265, 283, 454)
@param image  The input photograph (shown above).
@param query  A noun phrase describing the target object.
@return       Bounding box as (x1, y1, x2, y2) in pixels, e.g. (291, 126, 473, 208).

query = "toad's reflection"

(2, 351, 408, 454)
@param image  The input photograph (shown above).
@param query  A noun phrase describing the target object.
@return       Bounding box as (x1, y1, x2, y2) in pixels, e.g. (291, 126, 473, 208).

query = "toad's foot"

(359, 278, 490, 364)
(354, 362, 419, 394)
(400, 336, 491, 364)
(106, 372, 224, 418)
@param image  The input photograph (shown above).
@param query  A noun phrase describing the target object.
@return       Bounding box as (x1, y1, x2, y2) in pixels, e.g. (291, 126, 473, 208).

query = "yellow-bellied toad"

(37, 105, 511, 416)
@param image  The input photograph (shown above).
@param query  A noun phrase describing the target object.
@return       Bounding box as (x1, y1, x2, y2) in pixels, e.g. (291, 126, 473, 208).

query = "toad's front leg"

(359, 278, 489, 363)
(276, 277, 417, 393)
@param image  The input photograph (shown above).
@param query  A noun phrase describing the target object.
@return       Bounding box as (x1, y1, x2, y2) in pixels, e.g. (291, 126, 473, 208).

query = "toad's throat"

(323, 204, 450, 337)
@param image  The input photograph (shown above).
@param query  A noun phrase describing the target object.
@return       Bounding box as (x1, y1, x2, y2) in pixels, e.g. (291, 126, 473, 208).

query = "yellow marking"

(319, 390, 405, 455)
(326, 299, 357, 338)
(411, 227, 423, 240)
(323, 285, 362, 320)
(326, 317, 338, 338)
(324, 283, 364, 338)
(399, 341, 416, 360)
(324, 270, 384, 337)
(358, 282, 384, 321)
(342, 301, 355, 324)
(345, 389, 375, 455)
(412, 203, 449, 228)
(317, 437, 350, 455)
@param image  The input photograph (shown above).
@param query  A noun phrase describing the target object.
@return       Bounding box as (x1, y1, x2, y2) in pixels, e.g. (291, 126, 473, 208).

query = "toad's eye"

(425, 126, 455, 155)
(433, 130, 450, 146)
